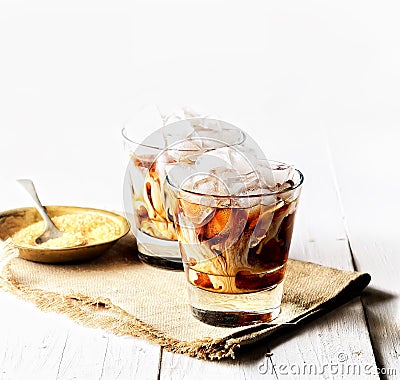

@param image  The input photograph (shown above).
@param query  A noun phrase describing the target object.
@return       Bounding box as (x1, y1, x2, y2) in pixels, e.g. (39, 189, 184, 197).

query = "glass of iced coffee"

(166, 155, 303, 326)
(122, 117, 249, 270)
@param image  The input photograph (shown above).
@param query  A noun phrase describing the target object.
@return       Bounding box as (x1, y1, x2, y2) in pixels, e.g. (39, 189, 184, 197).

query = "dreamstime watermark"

(258, 352, 397, 377)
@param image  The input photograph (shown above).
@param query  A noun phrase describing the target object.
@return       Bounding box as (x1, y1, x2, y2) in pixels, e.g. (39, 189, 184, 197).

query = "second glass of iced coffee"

(122, 116, 249, 270)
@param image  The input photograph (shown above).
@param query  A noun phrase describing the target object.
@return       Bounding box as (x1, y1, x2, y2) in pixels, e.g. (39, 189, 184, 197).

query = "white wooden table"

(0, 1, 399, 379)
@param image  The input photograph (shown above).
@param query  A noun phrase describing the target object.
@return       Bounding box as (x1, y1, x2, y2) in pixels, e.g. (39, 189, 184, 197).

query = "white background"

(1, 0, 399, 211)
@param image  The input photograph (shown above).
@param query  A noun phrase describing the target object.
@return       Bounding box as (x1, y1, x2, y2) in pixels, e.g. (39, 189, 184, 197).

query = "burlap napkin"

(0, 234, 370, 360)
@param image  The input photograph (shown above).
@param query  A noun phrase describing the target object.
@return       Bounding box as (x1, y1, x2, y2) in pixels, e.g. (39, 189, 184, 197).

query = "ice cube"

(192, 118, 223, 133)
(162, 106, 203, 125)
(189, 119, 243, 149)
(194, 151, 233, 173)
(166, 163, 196, 190)
(267, 162, 296, 191)
(185, 173, 230, 197)
(182, 106, 203, 119)
(255, 160, 276, 189)
(161, 120, 197, 148)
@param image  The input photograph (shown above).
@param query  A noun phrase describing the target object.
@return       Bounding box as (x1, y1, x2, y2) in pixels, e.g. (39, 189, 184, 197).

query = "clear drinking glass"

(166, 161, 303, 326)
(122, 118, 247, 270)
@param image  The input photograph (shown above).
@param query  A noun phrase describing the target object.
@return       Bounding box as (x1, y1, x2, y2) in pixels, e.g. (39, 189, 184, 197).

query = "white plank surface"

(0, 293, 69, 380)
(328, 128, 400, 379)
(0, 293, 161, 380)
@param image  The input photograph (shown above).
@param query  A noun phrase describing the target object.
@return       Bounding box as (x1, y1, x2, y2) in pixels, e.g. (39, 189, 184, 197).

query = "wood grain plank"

(328, 128, 400, 379)
(100, 337, 160, 380)
(0, 292, 161, 380)
(0, 293, 68, 380)
(160, 346, 273, 380)
(159, 131, 379, 379)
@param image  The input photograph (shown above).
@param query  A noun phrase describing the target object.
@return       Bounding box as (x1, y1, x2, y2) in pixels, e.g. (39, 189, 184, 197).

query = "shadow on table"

(228, 287, 396, 368)
(362, 286, 397, 306)
(359, 287, 398, 380)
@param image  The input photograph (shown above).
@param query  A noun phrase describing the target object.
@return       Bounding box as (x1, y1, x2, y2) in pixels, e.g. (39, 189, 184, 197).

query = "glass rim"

(121, 117, 247, 152)
(166, 160, 304, 199)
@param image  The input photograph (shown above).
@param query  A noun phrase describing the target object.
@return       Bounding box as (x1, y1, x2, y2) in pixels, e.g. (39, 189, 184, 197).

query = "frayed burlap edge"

(0, 240, 240, 361)
(0, 240, 371, 360)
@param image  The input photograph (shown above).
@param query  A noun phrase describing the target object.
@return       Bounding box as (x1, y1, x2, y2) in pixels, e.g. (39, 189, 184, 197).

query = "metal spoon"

(17, 179, 64, 244)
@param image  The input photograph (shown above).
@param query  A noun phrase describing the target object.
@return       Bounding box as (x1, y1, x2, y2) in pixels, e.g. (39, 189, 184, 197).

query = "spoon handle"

(17, 179, 59, 231)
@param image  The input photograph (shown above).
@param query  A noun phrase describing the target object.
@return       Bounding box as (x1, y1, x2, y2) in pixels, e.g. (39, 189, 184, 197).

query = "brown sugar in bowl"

(0, 206, 130, 263)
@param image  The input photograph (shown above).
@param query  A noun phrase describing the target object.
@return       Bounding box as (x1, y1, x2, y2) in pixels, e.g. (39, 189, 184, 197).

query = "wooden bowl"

(0, 206, 130, 263)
